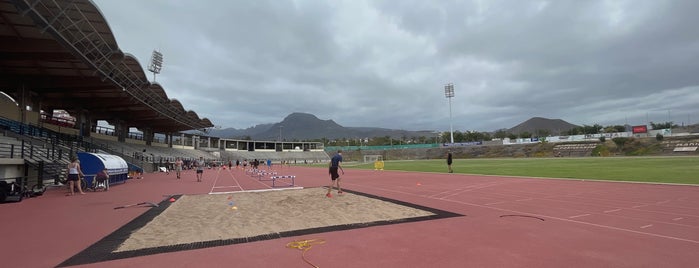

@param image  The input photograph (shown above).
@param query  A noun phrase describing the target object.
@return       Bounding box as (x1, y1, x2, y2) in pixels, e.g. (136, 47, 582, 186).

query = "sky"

(92, 0, 699, 133)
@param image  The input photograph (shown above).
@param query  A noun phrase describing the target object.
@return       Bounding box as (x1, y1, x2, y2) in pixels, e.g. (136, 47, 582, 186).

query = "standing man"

(195, 156, 205, 182)
(174, 157, 183, 179)
(446, 151, 453, 173)
(326, 150, 343, 198)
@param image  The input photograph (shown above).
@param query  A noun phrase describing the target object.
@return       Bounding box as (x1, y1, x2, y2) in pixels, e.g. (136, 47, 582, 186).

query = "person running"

(195, 157, 205, 182)
(326, 150, 343, 198)
(446, 151, 453, 173)
(174, 157, 183, 179)
(66, 157, 85, 196)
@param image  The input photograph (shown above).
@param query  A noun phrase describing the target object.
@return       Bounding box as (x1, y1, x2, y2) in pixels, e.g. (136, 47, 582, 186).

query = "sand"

(116, 188, 434, 252)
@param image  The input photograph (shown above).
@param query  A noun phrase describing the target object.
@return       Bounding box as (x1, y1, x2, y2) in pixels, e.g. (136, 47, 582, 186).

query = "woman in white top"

(66, 157, 85, 195)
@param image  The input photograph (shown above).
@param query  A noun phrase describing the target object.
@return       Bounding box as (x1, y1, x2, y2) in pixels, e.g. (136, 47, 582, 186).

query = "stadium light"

(444, 83, 455, 144)
(279, 125, 283, 141)
(148, 49, 163, 82)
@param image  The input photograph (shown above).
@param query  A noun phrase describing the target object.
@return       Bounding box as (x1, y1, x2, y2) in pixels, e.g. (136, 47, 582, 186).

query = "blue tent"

(77, 152, 128, 187)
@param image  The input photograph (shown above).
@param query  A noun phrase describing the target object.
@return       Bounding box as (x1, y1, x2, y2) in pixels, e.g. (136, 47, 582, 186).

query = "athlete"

(326, 150, 343, 198)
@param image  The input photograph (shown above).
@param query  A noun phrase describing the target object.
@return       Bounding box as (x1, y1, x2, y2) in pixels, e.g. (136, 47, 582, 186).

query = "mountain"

(203, 114, 579, 140)
(206, 112, 435, 140)
(507, 117, 579, 136)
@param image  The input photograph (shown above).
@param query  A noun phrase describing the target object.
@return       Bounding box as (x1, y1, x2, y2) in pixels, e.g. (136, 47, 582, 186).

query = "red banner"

(632, 125, 648, 134)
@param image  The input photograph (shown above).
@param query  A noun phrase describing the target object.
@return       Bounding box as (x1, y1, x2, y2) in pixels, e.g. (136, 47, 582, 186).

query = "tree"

(650, 121, 677, 130)
(535, 129, 550, 137)
(566, 124, 603, 135)
(493, 129, 509, 139)
(609, 125, 627, 132)
(453, 131, 465, 142)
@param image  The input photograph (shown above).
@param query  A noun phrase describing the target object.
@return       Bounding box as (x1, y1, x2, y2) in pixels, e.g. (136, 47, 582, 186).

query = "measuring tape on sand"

(286, 239, 326, 268)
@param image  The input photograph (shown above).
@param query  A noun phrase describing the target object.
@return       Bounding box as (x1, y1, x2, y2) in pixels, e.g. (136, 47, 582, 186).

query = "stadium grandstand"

(0, 0, 328, 193)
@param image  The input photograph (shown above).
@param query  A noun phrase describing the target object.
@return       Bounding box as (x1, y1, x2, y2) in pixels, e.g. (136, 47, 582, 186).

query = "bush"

(592, 144, 610, 156)
(612, 137, 629, 148)
(599, 136, 606, 142)
(656, 134, 664, 141)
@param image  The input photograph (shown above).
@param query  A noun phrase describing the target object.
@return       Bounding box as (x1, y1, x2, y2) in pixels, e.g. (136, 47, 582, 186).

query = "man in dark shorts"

(195, 157, 205, 182)
(326, 150, 343, 198)
(446, 151, 453, 173)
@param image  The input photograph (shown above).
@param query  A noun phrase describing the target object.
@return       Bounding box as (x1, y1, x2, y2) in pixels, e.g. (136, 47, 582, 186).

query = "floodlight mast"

(444, 83, 455, 144)
(148, 50, 163, 82)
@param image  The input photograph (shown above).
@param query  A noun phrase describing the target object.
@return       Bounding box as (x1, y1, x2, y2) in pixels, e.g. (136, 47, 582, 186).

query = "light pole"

(148, 49, 163, 82)
(279, 125, 283, 141)
(444, 83, 455, 144)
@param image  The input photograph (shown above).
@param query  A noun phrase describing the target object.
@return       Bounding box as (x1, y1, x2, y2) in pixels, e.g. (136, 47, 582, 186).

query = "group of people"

(65, 157, 109, 196)
(169, 157, 205, 181)
(66, 149, 452, 198)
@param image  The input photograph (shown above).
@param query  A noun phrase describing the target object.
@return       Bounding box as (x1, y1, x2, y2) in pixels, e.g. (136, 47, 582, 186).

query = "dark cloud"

(93, 0, 699, 132)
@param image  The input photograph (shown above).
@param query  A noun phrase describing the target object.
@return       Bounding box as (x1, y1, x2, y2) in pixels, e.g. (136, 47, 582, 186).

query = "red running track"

(1, 166, 698, 267)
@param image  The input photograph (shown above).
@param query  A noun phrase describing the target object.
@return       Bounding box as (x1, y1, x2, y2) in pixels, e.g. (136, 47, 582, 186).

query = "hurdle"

(251, 170, 278, 180)
(269, 175, 295, 187)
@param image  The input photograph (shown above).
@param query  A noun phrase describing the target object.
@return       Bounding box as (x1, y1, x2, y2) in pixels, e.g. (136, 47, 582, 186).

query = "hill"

(507, 117, 579, 136)
(206, 113, 435, 140)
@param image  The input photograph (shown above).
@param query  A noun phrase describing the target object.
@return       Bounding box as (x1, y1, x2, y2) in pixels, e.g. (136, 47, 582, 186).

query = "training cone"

(169, 197, 176, 202)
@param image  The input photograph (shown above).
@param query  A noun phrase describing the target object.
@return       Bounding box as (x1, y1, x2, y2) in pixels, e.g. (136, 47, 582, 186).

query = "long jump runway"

(2, 166, 698, 267)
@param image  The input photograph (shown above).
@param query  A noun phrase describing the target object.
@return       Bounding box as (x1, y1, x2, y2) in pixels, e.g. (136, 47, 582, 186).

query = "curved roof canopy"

(0, 0, 213, 133)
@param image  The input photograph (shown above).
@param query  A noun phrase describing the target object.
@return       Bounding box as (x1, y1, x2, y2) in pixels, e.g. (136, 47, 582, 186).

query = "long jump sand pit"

(59, 187, 461, 266)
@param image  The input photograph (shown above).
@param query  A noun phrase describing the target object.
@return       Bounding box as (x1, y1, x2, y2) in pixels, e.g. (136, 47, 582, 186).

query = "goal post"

(363, 155, 383, 163)
(364, 155, 384, 170)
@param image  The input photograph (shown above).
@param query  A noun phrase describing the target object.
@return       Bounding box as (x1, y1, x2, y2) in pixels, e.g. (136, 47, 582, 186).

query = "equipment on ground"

(113, 202, 159, 210)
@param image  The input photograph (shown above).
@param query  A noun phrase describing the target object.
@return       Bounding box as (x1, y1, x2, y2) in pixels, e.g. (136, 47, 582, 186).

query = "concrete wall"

(0, 158, 25, 179)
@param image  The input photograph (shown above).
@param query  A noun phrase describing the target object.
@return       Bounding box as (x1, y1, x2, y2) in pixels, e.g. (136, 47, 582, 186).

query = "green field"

(344, 157, 699, 185)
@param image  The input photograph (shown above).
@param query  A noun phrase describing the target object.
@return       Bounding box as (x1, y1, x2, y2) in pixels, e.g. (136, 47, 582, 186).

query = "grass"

(341, 156, 699, 185)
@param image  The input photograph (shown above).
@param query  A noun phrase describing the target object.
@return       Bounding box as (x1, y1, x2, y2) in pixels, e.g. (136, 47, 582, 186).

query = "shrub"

(592, 144, 610, 156)
(612, 137, 629, 148)
(656, 134, 664, 141)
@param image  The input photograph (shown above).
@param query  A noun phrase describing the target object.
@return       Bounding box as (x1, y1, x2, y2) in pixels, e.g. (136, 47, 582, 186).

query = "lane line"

(208, 168, 224, 194)
(209, 187, 304, 195)
(569, 214, 591, 219)
(212, 186, 241, 189)
(640, 224, 653, 229)
(604, 209, 622, 213)
(344, 182, 699, 244)
(485, 201, 505, 205)
(673, 217, 684, 221)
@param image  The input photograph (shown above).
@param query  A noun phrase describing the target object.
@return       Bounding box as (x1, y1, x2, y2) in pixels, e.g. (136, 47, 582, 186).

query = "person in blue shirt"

(326, 150, 343, 198)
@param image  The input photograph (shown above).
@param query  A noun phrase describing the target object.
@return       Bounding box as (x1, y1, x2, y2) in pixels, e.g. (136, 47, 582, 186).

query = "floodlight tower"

(148, 49, 163, 82)
(444, 83, 455, 144)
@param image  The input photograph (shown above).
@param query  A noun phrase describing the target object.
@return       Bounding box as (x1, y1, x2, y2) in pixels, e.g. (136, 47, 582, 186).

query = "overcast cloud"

(92, 0, 699, 132)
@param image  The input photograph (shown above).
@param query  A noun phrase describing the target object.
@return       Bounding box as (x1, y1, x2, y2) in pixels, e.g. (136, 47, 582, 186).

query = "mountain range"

(201, 113, 580, 140)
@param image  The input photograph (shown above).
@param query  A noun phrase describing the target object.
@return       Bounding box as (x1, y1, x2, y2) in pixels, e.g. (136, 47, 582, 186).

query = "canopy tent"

(77, 152, 128, 187)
